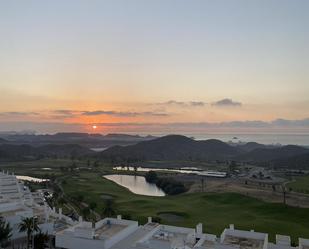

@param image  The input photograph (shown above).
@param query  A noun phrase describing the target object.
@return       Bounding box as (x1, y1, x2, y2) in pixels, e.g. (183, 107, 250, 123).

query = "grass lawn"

(62, 172, 309, 243)
(0, 158, 70, 175)
(0, 158, 99, 177)
(287, 175, 309, 194)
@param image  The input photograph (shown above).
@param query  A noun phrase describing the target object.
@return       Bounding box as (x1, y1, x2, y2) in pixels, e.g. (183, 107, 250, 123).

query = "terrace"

(220, 226, 268, 249)
(137, 224, 197, 249)
(56, 217, 139, 249)
(95, 222, 127, 239)
(194, 233, 218, 249)
(299, 238, 309, 249)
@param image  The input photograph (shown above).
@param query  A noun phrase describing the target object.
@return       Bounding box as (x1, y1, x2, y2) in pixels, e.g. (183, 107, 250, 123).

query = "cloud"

(1, 118, 308, 134)
(212, 98, 242, 107)
(190, 101, 205, 107)
(51, 110, 80, 118)
(93, 118, 309, 130)
(272, 118, 309, 126)
(81, 110, 169, 117)
(0, 109, 170, 119)
(0, 111, 40, 116)
(53, 110, 76, 115)
(162, 100, 186, 106)
(154, 100, 206, 107)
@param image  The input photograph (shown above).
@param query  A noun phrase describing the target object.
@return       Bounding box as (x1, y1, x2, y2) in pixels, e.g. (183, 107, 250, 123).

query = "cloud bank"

(0, 118, 308, 134)
(154, 100, 206, 107)
(81, 110, 169, 117)
(212, 98, 242, 107)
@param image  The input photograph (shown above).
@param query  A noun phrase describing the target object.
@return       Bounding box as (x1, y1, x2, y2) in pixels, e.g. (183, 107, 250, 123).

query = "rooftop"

(95, 223, 127, 239)
(221, 228, 268, 249)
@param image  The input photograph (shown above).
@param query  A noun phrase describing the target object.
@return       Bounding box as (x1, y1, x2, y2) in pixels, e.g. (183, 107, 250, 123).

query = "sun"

(92, 125, 97, 130)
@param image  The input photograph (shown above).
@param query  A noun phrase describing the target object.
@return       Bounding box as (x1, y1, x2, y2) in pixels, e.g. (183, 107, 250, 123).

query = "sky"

(0, 0, 308, 134)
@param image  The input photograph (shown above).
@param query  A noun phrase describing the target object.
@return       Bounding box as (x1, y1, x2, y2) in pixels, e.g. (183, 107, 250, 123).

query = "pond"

(90, 147, 108, 152)
(16, 175, 49, 182)
(103, 174, 166, 197)
(113, 166, 227, 177)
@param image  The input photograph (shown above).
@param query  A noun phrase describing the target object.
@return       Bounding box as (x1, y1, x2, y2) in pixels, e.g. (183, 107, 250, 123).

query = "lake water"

(103, 174, 166, 197)
(90, 147, 108, 152)
(113, 166, 227, 177)
(16, 175, 48, 182)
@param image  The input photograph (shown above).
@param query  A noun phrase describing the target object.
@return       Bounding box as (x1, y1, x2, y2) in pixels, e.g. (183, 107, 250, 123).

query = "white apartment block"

(0, 171, 75, 240)
(55, 216, 309, 249)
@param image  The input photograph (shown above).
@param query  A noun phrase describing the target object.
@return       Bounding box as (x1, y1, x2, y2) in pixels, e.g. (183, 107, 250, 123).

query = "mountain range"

(98, 135, 239, 161)
(0, 132, 156, 148)
(99, 135, 309, 168)
(0, 133, 308, 168)
(0, 143, 92, 161)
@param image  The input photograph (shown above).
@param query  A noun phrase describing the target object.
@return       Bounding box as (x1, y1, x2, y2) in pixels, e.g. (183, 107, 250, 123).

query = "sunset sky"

(0, 0, 308, 133)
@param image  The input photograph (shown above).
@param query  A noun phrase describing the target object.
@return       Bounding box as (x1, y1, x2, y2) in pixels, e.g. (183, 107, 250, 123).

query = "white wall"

(56, 234, 106, 249)
(104, 222, 138, 249)
(56, 218, 139, 249)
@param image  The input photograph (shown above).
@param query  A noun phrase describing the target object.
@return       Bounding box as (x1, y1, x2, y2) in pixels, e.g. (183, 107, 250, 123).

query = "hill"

(3, 132, 156, 148)
(236, 142, 275, 152)
(272, 152, 309, 169)
(237, 145, 309, 162)
(99, 135, 240, 162)
(0, 138, 8, 143)
(104, 133, 156, 141)
(0, 143, 92, 161)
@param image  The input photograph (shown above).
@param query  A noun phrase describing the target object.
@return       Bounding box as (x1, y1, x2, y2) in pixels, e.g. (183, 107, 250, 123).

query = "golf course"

(1, 159, 309, 244)
(61, 171, 309, 243)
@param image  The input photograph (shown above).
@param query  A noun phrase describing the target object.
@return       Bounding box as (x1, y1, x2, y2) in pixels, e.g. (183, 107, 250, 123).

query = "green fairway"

(0, 158, 90, 177)
(62, 172, 309, 243)
(287, 175, 309, 194)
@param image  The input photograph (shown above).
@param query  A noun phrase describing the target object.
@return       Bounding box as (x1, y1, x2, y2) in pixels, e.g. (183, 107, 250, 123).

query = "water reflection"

(113, 166, 226, 177)
(16, 175, 48, 182)
(103, 174, 165, 197)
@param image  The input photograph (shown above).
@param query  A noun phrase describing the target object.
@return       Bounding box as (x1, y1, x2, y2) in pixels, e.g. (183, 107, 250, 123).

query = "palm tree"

(82, 207, 91, 219)
(19, 217, 40, 249)
(0, 216, 12, 247)
(34, 232, 49, 249)
(102, 199, 116, 217)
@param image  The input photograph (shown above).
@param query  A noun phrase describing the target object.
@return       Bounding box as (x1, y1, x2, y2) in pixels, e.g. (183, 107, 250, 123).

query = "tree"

(82, 207, 91, 219)
(201, 178, 205, 192)
(34, 232, 49, 249)
(89, 202, 97, 210)
(145, 171, 158, 183)
(0, 216, 12, 247)
(93, 160, 99, 168)
(75, 194, 84, 202)
(102, 199, 116, 217)
(281, 185, 287, 205)
(133, 166, 138, 175)
(19, 217, 40, 249)
(229, 161, 237, 173)
(272, 184, 276, 192)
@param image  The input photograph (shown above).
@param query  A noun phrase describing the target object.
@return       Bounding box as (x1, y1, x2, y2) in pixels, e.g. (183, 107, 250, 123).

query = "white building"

(2, 170, 308, 249)
(56, 216, 138, 249)
(55, 216, 308, 249)
(299, 238, 309, 249)
(0, 171, 75, 240)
